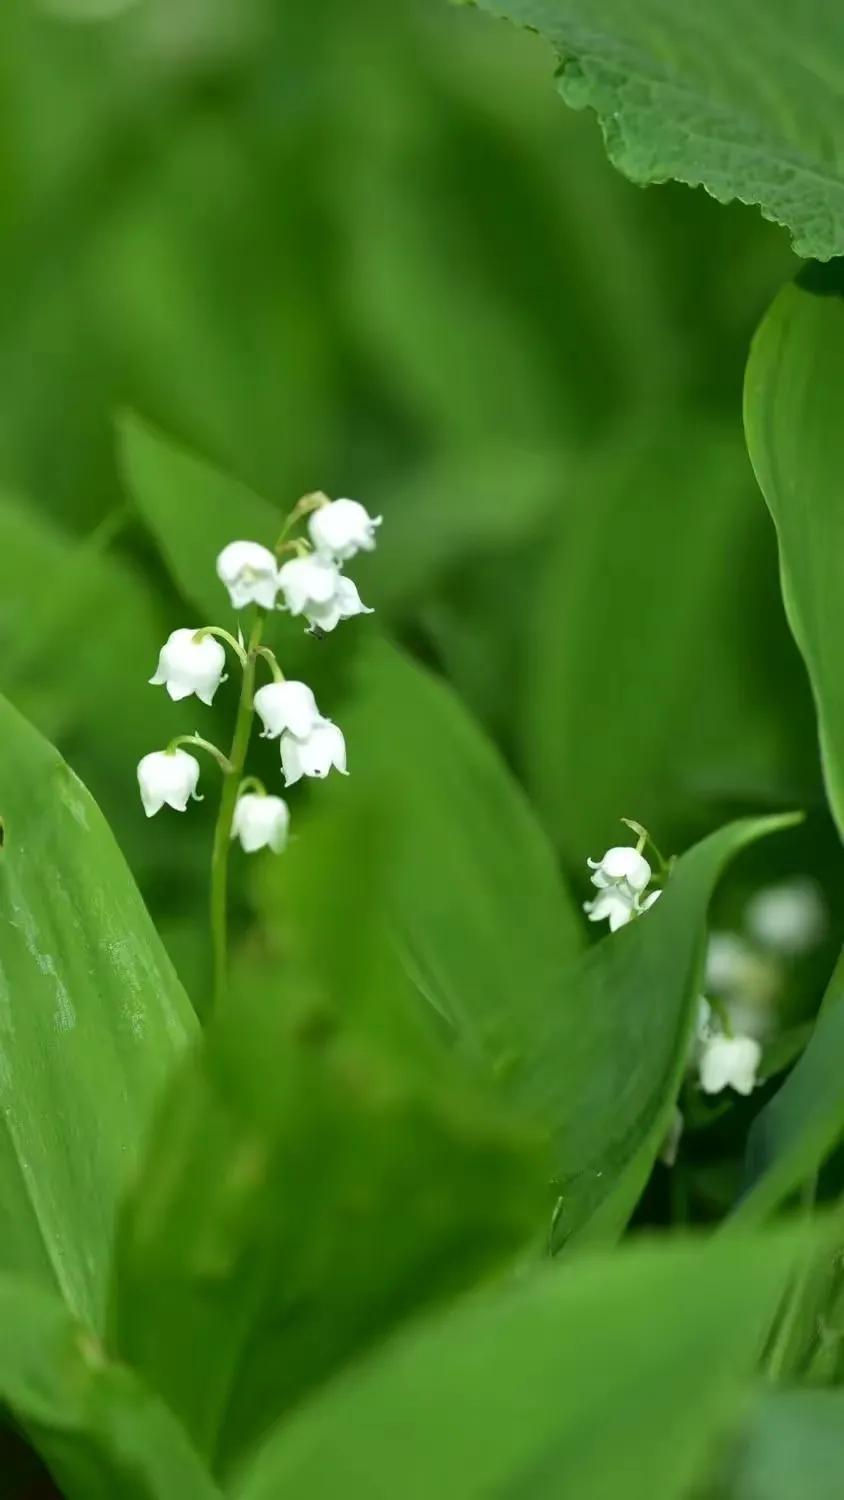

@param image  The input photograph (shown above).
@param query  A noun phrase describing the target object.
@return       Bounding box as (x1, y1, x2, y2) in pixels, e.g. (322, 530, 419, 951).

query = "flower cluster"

(583, 842, 662, 932)
(136, 493, 380, 855)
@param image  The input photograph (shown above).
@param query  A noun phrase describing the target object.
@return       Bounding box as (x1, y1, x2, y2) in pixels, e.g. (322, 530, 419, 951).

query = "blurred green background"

(0, 0, 839, 1006)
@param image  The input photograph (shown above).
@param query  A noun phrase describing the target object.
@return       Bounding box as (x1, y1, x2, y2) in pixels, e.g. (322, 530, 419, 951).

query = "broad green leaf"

(334, 640, 583, 1069)
(0, 694, 196, 1328)
(0, 1276, 220, 1500)
(110, 792, 545, 1477)
(522, 815, 798, 1246)
(116, 410, 282, 622)
(735, 950, 844, 1223)
(467, 0, 844, 259)
(744, 267, 844, 838)
(235, 1232, 798, 1500)
(729, 1390, 844, 1500)
(522, 419, 814, 867)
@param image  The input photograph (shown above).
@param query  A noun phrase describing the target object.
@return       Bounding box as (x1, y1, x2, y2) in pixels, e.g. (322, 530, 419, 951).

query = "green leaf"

(735, 950, 844, 1223)
(337, 640, 583, 1070)
(234, 1231, 798, 1500)
(116, 410, 281, 622)
(467, 0, 844, 259)
(110, 790, 545, 1477)
(0, 1276, 220, 1500)
(730, 1389, 844, 1500)
(522, 419, 813, 867)
(523, 815, 798, 1246)
(0, 694, 196, 1329)
(744, 267, 844, 838)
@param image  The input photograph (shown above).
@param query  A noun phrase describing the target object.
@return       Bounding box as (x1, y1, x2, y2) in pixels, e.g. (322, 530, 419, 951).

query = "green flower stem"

(194, 626, 248, 666)
(257, 647, 284, 683)
(167, 734, 231, 773)
(209, 611, 264, 1015)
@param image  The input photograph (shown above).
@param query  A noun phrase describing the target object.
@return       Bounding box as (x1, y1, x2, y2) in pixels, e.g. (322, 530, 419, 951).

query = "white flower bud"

(745, 878, 827, 955)
(137, 749, 201, 818)
(149, 628, 226, 706)
(277, 556, 372, 632)
(231, 793, 289, 854)
(587, 845, 652, 894)
(698, 1034, 761, 1097)
(280, 721, 347, 786)
(216, 540, 279, 611)
(253, 681, 325, 741)
(308, 497, 382, 562)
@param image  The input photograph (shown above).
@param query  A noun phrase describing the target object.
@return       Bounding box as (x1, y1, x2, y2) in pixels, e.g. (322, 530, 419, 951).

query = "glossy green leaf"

(116, 410, 281, 622)
(0, 694, 196, 1328)
(523, 420, 813, 867)
(235, 1231, 798, 1500)
(522, 815, 798, 1246)
(736, 950, 844, 1223)
(0, 1276, 220, 1500)
(338, 641, 583, 1066)
(730, 1390, 844, 1500)
(468, 0, 844, 259)
(110, 792, 545, 1477)
(745, 267, 844, 838)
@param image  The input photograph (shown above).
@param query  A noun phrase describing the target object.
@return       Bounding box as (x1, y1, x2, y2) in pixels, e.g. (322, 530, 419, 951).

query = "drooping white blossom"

(277, 555, 372, 632)
(149, 628, 227, 706)
(308, 497, 382, 562)
(745, 878, 827, 955)
(587, 845, 652, 894)
(705, 932, 757, 995)
(583, 884, 661, 931)
(280, 721, 347, 786)
(137, 749, 201, 818)
(216, 540, 280, 611)
(253, 680, 325, 741)
(231, 793, 289, 854)
(698, 1033, 761, 1097)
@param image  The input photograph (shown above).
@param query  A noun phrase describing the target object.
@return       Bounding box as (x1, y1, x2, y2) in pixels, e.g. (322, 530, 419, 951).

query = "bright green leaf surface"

(0, 1276, 220, 1500)
(110, 792, 544, 1477)
(730, 1389, 844, 1500)
(0, 695, 196, 1328)
(745, 267, 844, 837)
(737, 950, 844, 1223)
(469, 0, 844, 259)
(519, 815, 798, 1245)
(339, 640, 583, 1069)
(235, 1232, 797, 1500)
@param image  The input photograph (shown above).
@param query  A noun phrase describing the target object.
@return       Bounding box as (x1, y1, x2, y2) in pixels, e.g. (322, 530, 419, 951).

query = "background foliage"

(1, 0, 843, 1496)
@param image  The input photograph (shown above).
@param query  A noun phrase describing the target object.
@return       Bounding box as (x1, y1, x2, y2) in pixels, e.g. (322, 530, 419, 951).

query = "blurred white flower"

(698, 1034, 761, 1097)
(705, 931, 757, 995)
(278, 555, 372, 632)
(280, 722, 347, 786)
(217, 540, 279, 611)
(587, 845, 652, 895)
(253, 681, 325, 741)
(149, 628, 226, 706)
(745, 878, 827, 955)
(308, 497, 382, 562)
(137, 749, 201, 818)
(231, 793, 289, 854)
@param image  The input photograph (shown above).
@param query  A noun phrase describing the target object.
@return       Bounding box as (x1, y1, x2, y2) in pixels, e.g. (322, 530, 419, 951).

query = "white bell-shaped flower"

(137, 749, 201, 818)
(216, 540, 280, 611)
(280, 721, 347, 786)
(278, 555, 372, 632)
(745, 878, 827, 955)
(584, 886, 638, 932)
(698, 1034, 761, 1097)
(587, 845, 652, 894)
(149, 628, 226, 706)
(253, 680, 325, 741)
(231, 793, 289, 854)
(308, 497, 382, 561)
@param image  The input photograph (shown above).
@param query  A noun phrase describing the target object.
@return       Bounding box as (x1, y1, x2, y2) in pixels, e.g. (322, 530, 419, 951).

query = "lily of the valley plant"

(137, 491, 381, 1009)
